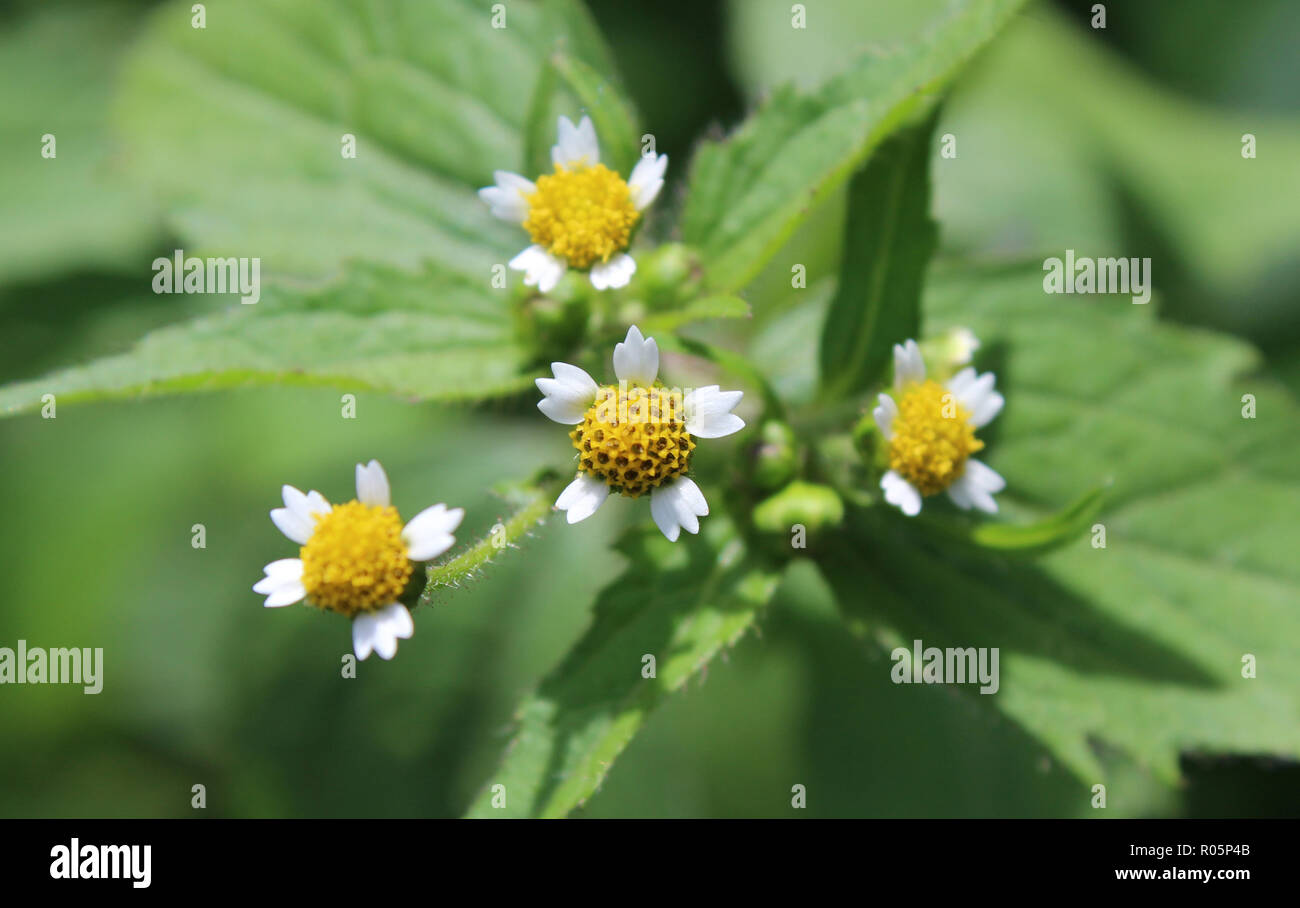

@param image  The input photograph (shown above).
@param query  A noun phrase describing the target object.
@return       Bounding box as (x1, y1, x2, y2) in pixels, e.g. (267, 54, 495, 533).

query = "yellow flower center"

(571, 384, 695, 497)
(299, 501, 412, 616)
(524, 163, 639, 270)
(888, 380, 984, 496)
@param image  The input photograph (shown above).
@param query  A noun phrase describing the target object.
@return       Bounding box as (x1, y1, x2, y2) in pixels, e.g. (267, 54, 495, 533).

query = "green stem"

(417, 471, 561, 606)
(657, 334, 785, 419)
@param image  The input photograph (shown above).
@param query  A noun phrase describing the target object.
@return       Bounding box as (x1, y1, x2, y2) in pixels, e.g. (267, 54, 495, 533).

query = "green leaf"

(934, 11, 1300, 339)
(524, 52, 641, 179)
(521, 56, 565, 179)
(818, 113, 938, 399)
(725, 0, 957, 95)
(537, 0, 621, 85)
(637, 294, 750, 335)
(0, 262, 532, 416)
(466, 520, 780, 817)
(419, 472, 561, 600)
(0, 4, 161, 284)
(680, 0, 1027, 292)
(822, 263, 1300, 784)
(656, 333, 782, 417)
(924, 486, 1107, 557)
(550, 53, 641, 177)
(730, 4, 1300, 341)
(112, 0, 630, 278)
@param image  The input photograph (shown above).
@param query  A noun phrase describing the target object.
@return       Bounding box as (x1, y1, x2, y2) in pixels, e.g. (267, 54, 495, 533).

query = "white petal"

(956, 459, 1006, 514)
(948, 367, 1003, 428)
(947, 367, 977, 396)
(509, 244, 567, 293)
(368, 603, 415, 660)
(281, 483, 310, 513)
(589, 252, 637, 291)
(355, 460, 391, 507)
(950, 370, 998, 419)
(965, 459, 1005, 494)
(893, 339, 926, 391)
(270, 506, 313, 545)
(880, 470, 922, 517)
(352, 612, 379, 661)
(555, 472, 608, 524)
(536, 392, 588, 425)
(263, 580, 307, 608)
(406, 532, 454, 563)
(552, 361, 598, 389)
(260, 557, 303, 578)
(649, 486, 682, 542)
(403, 504, 464, 561)
(536, 361, 599, 424)
(684, 385, 745, 438)
(385, 601, 415, 636)
(304, 490, 331, 516)
(946, 478, 974, 511)
(477, 170, 536, 222)
(627, 152, 668, 210)
(371, 633, 397, 661)
(253, 558, 302, 590)
(274, 485, 331, 543)
(250, 573, 283, 594)
(612, 324, 659, 386)
(253, 558, 306, 607)
(283, 483, 331, 521)
(873, 393, 898, 440)
(552, 114, 600, 168)
(650, 477, 709, 542)
(969, 391, 1004, 429)
(670, 476, 709, 532)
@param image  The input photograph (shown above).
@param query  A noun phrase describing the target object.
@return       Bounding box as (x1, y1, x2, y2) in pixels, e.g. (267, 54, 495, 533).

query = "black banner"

(1, 819, 1287, 893)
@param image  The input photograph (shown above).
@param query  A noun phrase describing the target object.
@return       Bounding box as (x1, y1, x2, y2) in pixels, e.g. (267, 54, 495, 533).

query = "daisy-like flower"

(872, 339, 1006, 517)
(478, 115, 668, 293)
(253, 461, 464, 661)
(537, 325, 744, 541)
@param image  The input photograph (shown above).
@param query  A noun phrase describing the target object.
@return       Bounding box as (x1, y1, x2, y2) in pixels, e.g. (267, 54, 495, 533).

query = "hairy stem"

(417, 470, 562, 605)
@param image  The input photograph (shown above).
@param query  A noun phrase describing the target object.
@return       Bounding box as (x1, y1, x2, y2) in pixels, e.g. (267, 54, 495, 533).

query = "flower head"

(253, 461, 464, 660)
(873, 339, 1005, 517)
(479, 115, 668, 293)
(537, 325, 744, 541)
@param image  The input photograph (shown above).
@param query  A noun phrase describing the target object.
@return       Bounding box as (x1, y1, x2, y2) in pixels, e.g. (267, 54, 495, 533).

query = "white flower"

(479, 115, 668, 293)
(253, 460, 464, 660)
(872, 338, 1006, 517)
(537, 325, 744, 541)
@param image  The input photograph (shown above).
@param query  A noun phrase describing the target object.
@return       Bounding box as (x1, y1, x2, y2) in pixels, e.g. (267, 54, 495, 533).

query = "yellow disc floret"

(524, 163, 639, 269)
(888, 380, 984, 496)
(571, 384, 695, 497)
(299, 501, 412, 616)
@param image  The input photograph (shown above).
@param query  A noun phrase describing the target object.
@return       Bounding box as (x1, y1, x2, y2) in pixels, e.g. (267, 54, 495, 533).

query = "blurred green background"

(2, 0, 1298, 817)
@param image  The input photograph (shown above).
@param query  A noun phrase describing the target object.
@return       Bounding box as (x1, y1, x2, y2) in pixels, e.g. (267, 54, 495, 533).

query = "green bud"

(752, 481, 844, 534)
(851, 411, 878, 463)
(751, 420, 798, 490)
(919, 327, 980, 382)
(516, 274, 589, 356)
(633, 243, 699, 310)
(642, 243, 695, 291)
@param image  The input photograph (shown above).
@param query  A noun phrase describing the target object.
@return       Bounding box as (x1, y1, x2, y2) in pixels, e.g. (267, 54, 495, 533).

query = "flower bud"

(919, 327, 980, 381)
(750, 420, 798, 490)
(752, 480, 844, 534)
